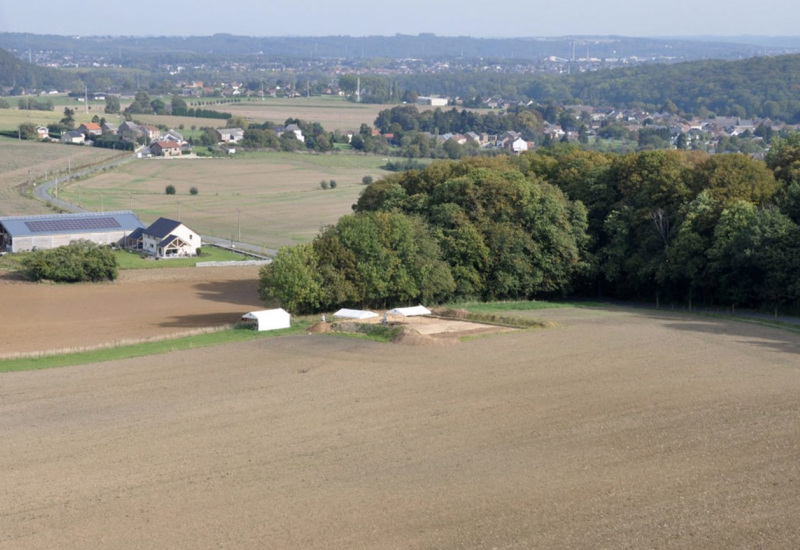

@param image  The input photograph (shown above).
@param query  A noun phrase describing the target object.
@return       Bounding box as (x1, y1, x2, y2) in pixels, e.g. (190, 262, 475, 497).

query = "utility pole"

(177, 201, 181, 221)
(101, 191, 104, 213)
(237, 208, 241, 243)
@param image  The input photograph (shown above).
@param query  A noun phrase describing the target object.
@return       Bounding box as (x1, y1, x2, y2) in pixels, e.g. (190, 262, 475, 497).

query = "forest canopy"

(261, 143, 800, 315)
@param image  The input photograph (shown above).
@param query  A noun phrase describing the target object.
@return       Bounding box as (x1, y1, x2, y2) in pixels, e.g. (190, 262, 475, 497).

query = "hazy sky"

(1, 0, 799, 37)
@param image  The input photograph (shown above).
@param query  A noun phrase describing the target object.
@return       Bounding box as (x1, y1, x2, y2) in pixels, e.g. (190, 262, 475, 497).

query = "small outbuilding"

(387, 305, 432, 317)
(241, 308, 291, 331)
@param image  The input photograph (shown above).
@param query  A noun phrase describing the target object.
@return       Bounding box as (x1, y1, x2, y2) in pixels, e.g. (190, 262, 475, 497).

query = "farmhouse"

(0, 211, 145, 253)
(128, 217, 200, 258)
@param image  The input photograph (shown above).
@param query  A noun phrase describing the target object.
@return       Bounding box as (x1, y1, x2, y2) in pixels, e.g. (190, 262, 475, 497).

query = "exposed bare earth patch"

(2, 305, 799, 548)
(0, 266, 262, 356)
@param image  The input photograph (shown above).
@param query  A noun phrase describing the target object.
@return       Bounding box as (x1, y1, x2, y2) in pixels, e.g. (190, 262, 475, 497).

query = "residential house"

(35, 126, 49, 140)
(101, 122, 117, 135)
(216, 128, 245, 144)
(150, 141, 182, 157)
(510, 137, 529, 154)
(78, 122, 102, 138)
(129, 217, 200, 258)
(60, 130, 85, 144)
(119, 120, 144, 140)
(142, 125, 161, 141)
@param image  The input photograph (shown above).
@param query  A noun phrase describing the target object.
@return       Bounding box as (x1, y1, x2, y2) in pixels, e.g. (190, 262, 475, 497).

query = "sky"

(1, 0, 799, 38)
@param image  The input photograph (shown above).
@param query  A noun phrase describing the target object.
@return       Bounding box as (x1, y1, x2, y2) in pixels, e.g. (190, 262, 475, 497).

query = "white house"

(511, 137, 529, 154)
(241, 309, 291, 331)
(216, 128, 244, 144)
(128, 217, 200, 258)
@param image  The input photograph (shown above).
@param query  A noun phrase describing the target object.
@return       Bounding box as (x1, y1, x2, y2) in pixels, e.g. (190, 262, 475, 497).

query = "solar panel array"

(25, 217, 122, 233)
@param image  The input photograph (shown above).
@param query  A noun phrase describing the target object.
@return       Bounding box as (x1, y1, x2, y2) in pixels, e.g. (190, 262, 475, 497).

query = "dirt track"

(2, 307, 799, 548)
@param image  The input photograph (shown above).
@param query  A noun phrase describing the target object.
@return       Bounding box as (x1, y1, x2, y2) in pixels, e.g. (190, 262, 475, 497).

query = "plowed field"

(2, 304, 799, 548)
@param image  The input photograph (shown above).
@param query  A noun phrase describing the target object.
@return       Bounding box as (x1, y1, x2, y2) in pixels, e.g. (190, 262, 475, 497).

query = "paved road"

(32, 152, 277, 258)
(33, 153, 137, 213)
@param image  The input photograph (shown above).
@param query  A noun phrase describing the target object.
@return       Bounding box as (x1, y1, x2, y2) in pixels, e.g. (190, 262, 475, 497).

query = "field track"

(2, 305, 799, 548)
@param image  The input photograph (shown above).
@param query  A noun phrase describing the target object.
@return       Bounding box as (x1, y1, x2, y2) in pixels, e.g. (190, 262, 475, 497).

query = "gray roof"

(144, 217, 182, 239)
(0, 211, 144, 238)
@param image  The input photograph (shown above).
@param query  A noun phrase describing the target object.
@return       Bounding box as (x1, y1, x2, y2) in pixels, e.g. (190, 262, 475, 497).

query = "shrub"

(329, 180, 338, 189)
(320, 180, 329, 190)
(362, 175, 373, 185)
(190, 186, 199, 195)
(165, 184, 176, 195)
(22, 240, 118, 282)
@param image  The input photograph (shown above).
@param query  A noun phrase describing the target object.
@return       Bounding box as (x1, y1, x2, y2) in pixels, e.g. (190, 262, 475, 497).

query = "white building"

(241, 309, 291, 331)
(127, 217, 200, 258)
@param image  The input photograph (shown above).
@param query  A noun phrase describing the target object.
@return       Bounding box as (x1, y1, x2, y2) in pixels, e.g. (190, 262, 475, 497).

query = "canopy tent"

(241, 308, 291, 331)
(386, 305, 431, 317)
(333, 308, 379, 320)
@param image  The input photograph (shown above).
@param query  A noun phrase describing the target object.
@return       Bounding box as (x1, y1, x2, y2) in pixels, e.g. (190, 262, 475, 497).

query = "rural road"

(32, 152, 278, 257)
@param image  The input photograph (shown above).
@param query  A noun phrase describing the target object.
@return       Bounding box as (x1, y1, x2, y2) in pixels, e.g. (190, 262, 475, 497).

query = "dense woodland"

(260, 136, 800, 315)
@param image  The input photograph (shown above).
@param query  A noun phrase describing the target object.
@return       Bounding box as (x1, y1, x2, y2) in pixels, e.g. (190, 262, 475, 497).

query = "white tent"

(241, 308, 291, 331)
(386, 305, 431, 317)
(333, 308, 379, 320)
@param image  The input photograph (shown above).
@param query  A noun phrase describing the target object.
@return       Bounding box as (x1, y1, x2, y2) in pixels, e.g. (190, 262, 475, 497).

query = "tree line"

(261, 137, 800, 315)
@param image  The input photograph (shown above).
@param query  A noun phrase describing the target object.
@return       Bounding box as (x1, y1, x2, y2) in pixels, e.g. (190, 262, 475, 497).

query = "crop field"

(2, 291, 799, 548)
(57, 151, 395, 248)
(0, 103, 115, 132)
(0, 136, 127, 216)
(218, 96, 393, 131)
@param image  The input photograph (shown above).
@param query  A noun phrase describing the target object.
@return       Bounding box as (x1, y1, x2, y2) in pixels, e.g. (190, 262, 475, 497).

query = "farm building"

(0, 211, 145, 253)
(126, 217, 200, 258)
(241, 309, 291, 331)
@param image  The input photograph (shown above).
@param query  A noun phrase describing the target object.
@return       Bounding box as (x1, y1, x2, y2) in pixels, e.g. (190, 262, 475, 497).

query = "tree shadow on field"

(192, 279, 261, 308)
(159, 311, 244, 328)
(648, 314, 800, 358)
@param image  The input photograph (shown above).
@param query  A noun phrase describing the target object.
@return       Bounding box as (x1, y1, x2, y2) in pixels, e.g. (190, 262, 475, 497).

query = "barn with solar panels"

(0, 211, 145, 253)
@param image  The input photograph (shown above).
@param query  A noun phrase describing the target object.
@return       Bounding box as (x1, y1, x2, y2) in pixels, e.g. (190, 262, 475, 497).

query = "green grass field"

(0, 323, 309, 373)
(0, 136, 128, 216)
(57, 151, 393, 248)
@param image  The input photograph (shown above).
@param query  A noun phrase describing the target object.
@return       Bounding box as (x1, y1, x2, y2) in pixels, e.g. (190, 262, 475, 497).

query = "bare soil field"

(0, 137, 125, 216)
(0, 266, 263, 356)
(2, 304, 799, 548)
(57, 152, 391, 248)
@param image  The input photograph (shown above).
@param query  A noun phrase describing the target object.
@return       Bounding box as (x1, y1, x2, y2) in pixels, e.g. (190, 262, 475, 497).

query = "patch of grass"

(113, 247, 248, 269)
(329, 321, 402, 342)
(0, 322, 309, 373)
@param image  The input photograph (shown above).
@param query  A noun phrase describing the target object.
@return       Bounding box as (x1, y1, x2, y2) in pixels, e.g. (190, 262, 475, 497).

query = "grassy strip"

(113, 247, 249, 269)
(0, 323, 309, 373)
(446, 300, 580, 312)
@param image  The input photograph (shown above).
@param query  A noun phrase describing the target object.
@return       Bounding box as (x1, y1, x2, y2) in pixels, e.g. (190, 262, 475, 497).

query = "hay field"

(58, 152, 393, 248)
(0, 136, 126, 216)
(2, 306, 799, 548)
